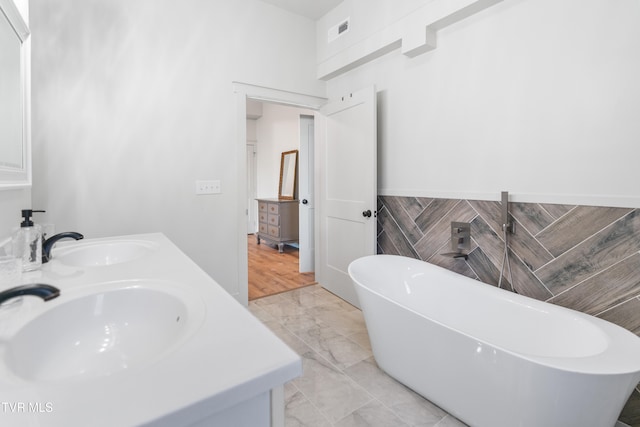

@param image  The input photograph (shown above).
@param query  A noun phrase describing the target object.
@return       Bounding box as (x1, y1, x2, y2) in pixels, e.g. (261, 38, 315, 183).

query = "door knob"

(301, 199, 308, 204)
(362, 210, 372, 218)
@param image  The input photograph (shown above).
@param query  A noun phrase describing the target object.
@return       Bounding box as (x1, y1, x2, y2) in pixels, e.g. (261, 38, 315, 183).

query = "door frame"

(246, 141, 257, 234)
(233, 82, 327, 306)
(298, 114, 315, 273)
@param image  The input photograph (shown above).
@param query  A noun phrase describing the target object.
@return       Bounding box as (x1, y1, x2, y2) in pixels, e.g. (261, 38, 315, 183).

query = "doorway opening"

(236, 82, 377, 307)
(247, 234, 315, 300)
(245, 101, 316, 300)
(234, 82, 327, 305)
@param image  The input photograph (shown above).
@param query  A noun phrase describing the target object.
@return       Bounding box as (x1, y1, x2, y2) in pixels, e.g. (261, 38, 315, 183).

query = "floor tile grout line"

(290, 342, 377, 424)
(265, 286, 463, 427)
(279, 309, 372, 384)
(330, 396, 388, 426)
(281, 302, 373, 370)
(288, 381, 335, 426)
(285, 308, 372, 351)
(273, 295, 383, 425)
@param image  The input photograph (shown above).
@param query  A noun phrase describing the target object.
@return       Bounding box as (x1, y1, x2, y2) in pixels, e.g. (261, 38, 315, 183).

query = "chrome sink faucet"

(0, 284, 60, 306)
(42, 232, 84, 263)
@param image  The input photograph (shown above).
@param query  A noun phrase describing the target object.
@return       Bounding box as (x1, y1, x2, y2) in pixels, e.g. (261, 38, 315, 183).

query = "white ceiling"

(258, 0, 344, 20)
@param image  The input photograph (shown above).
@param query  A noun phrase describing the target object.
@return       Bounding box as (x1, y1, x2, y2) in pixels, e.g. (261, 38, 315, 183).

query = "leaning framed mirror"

(278, 150, 298, 200)
(0, 0, 30, 189)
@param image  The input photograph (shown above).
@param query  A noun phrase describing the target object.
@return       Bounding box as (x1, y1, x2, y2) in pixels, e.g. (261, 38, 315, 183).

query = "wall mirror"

(278, 150, 298, 200)
(0, 0, 30, 189)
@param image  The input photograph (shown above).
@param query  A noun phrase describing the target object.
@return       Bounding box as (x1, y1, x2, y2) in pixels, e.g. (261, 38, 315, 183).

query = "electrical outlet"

(196, 180, 221, 195)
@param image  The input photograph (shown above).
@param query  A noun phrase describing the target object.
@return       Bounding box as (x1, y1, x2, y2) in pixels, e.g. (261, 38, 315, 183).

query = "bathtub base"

(358, 286, 638, 427)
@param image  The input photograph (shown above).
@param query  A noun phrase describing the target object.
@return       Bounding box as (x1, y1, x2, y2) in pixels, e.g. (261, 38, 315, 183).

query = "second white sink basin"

(53, 240, 158, 267)
(4, 281, 205, 382)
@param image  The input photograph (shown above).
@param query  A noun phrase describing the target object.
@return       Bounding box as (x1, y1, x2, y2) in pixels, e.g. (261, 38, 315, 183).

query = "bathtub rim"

(349, 254, 640, 376)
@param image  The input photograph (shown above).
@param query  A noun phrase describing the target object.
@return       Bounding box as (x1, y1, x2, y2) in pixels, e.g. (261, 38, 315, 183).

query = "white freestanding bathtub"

(348, 254, 640, 427)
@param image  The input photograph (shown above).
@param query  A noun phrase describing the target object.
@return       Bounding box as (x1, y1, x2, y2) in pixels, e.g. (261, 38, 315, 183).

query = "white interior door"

(299, 115, 315, 273)
(316, 86, 377, 308)
(246, 143, 257, 234)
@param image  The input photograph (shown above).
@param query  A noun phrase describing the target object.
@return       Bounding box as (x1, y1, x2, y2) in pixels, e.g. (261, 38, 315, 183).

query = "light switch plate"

(196, 180, 221, 195)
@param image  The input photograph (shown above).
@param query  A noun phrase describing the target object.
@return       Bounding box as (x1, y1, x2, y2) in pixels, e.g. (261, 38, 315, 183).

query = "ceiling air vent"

(328, 17, 350, 43)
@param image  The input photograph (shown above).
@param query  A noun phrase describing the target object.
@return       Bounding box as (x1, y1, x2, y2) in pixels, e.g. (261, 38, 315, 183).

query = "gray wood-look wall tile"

(415, 197, 435, 211)
(414, 201, 476, 261)
(377, 230, 395, 255)
(598, 297, 640, 335)
(507, 251, 553, 300)
(414, 200, 475, 261)
(539, 203, 575, 220)
(377, 196, 640, 339)
(510, 202, 554, 235)
(549, 253, 640, 315)
(403, 196, 433, 218)
(470, 216, 504, 267)
(467, 200, 502, 236)
(413, 231, 445, 261)
(536, 210, 640, 294)
(378, 196, 424, 245)
(415, 199, 460, 234)
(619, 389, 640, 427)
(377, 208, 419, 259)
(537, 206, 633, 257)
(508, 217, 553, 271)
(467, 247, 500, 285)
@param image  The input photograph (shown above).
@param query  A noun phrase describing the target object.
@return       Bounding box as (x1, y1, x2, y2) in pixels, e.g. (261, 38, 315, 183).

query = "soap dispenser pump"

(13, 209, 45, 271)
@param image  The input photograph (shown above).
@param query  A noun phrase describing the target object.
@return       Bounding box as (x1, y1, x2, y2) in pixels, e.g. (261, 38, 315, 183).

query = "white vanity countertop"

(0, 233, 301, 426)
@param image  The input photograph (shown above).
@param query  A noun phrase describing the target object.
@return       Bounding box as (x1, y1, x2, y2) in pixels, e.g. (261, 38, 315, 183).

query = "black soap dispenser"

(13, 209, 45, 271)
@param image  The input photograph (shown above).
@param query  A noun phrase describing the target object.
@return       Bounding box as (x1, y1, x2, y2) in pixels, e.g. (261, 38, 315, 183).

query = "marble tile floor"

(248, 284, 468, 427)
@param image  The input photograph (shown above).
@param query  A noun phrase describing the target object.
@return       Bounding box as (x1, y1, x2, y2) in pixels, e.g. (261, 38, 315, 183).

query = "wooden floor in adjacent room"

(248, 234, 316, 300)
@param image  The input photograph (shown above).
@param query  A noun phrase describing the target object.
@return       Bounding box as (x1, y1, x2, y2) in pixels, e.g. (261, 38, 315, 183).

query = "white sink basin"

(4, 281, 205, 382)
(53, 240, 158, 267)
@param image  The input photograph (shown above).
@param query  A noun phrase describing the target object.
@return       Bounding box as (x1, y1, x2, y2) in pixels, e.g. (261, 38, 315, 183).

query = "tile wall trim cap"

(377, 188, 640, 209)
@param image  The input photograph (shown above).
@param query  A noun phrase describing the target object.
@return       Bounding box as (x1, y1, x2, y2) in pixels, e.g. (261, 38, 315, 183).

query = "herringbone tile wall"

(377, 195, 640, 425)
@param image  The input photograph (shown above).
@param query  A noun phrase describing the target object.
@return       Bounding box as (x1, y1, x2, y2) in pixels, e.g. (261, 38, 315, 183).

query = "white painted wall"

(29, 0, 324, 298)
(0, 0, 30, 243)
(255, 103, 312, 199)
(324, 0, 640, 207)
(0, 189, 31, 244)
(16, 0, 640, 303)
(12, 0, 26, 18)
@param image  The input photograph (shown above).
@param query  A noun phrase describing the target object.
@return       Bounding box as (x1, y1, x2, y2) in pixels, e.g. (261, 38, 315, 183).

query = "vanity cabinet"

(4, 233, 300, 427)
(256, 198, 299, 253)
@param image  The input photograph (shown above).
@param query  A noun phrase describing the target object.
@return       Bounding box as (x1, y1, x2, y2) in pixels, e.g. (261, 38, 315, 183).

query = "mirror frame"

(0, 0, 31, 190)
(278, 149, 298, 200)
